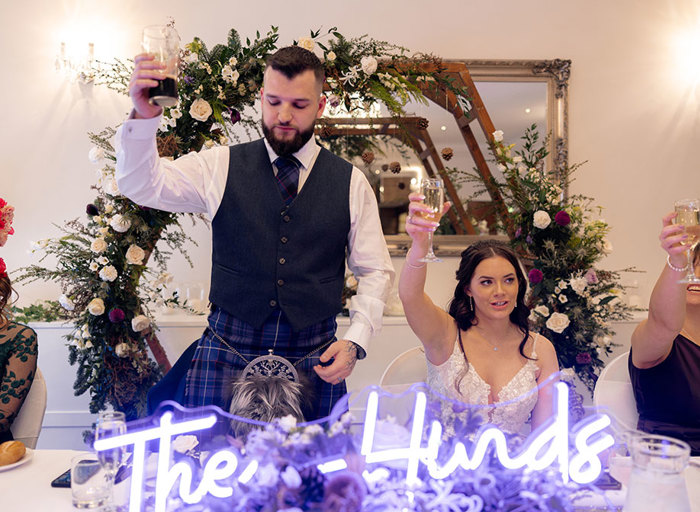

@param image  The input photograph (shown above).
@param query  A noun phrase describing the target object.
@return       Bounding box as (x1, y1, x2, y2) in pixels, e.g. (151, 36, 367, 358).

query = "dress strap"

(530, 332, 538, 358)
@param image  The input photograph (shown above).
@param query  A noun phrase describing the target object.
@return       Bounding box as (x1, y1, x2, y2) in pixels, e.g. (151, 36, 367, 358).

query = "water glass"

(623, 434, 691, 512)
(71, 454, 110, 509)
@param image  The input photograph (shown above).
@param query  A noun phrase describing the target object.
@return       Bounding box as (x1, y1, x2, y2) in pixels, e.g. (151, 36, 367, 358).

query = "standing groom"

(116, 45, 394, 421)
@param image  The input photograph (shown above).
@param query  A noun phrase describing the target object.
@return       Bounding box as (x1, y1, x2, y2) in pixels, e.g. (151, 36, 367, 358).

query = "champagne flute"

(94, 411, 127, 511)
(418, 177, 445, 263)
(673, 199, 700, 284)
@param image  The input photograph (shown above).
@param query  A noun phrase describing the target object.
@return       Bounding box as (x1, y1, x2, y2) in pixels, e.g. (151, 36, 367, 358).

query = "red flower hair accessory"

(0, 197, 15, 247)
(0, 257, 6, 278)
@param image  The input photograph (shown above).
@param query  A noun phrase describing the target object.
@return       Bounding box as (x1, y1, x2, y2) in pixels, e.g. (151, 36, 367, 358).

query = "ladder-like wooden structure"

(319, 60, 514, 236)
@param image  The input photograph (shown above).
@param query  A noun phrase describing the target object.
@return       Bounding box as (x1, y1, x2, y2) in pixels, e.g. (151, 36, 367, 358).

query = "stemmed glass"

(94, 411, 127, 511)
(418, 177, 445, 263)
(673, 198, 700, 284)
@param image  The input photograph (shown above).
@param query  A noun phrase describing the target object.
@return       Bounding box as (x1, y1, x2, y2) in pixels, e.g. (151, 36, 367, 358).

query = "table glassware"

(71, 453, 110, 509)
(94, 411, 127, 511)
(622, 434, 691, 512)
(142, 25, 180, 107)
(673, 198, 700, 284)
(418, 177, 444, 263)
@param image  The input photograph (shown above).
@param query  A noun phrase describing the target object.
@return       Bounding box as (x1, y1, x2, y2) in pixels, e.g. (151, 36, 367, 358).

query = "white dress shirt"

(115, 115, 395, 354)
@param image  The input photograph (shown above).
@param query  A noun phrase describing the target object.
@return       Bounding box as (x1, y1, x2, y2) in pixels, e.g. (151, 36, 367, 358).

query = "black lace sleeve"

(0, 323, 38, 436)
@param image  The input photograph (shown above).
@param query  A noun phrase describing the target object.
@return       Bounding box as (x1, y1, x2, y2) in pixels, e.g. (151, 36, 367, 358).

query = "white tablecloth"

(0, 449, 78, 510)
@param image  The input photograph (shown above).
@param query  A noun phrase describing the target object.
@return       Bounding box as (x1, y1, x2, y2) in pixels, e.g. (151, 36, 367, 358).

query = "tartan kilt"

(184, 306, 348, 421)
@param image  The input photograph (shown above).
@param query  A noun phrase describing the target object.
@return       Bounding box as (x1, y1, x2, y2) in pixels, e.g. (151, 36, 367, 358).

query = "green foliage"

(11, 301, 68, 323)
(462, 125, 636, 393)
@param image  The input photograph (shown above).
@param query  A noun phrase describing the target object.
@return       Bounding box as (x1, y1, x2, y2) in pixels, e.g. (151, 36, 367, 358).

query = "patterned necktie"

(274, 156, 301, 205)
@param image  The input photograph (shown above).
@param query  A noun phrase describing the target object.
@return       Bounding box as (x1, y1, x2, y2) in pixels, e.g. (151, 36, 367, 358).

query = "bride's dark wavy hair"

(447, 240, 532, 359)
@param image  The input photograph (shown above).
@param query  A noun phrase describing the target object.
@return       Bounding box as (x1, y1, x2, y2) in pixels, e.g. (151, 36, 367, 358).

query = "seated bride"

(398, 195, 559, 434)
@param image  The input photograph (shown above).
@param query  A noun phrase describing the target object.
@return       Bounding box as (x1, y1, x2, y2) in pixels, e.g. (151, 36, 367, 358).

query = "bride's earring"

(468, 295, 474, 312)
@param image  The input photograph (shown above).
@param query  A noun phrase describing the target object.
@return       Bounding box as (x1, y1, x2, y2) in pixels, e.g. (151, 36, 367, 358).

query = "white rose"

(189, 98, 213, 122)
(99, 265, 118, 282)
(115, 343, 130, 357)
(533, 210, 552, 229)
(91, 238, 107, 253)
(546, 312, 570, 333)
(569, 277, 588, 295)
(58, 294, 75, 311)
(105, 178, 120, 196)
(534, 305, 550, 317)
(493, 130, 504, 142)
(172, 435, 199, 454)
(326, 51, 336, 62)
(276, 414, 297, 432)
(110, 214, 131, 233)
(125, 244, 146, 265)
(88, 298, 105, 316)
(280, 466, 302, 489)
(131, 314, 150, 332)
(602, 239, 613, 255)
(97, 256, 109, 265)
(297, 37, 314, 52)
(88, 146, 105, 164)
(360, 56, 378, 75)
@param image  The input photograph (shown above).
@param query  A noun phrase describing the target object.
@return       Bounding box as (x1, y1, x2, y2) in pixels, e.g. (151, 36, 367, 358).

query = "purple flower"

(554, 210, 571, 227)
(585, 268, 599, 284)
(526, 235, 533, 245)
(515, 227, 522, 238)
(230, 109, 241, 125)
(86, 204, 99, 216)
(528, 268, 544, 284)
(576, 352, 592, 365)
(108, 308, 125, 323)
(183, 75, 194, 85)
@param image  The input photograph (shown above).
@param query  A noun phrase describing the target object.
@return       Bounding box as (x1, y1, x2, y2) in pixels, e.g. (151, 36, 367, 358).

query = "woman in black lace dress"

(0, 254, 38, 443)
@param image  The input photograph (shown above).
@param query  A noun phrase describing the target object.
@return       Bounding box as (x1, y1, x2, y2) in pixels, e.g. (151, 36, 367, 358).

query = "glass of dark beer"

(142, 25, 180, 108)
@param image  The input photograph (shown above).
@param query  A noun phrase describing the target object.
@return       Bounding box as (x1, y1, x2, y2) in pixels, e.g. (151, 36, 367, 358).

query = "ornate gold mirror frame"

(317, 58, 571, 256)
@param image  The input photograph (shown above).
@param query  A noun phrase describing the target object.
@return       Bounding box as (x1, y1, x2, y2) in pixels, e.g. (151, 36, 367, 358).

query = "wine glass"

(94, 411, 127, 511)
(142, 25, 180, 107)
(673, 198, 700, 284)
(418, 177, 445, 263)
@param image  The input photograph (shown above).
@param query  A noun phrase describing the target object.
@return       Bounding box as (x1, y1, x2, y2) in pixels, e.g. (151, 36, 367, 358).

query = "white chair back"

(593, 351, 639, 431)
(11, 367, 47, 449)
(379, 346, 427, 392)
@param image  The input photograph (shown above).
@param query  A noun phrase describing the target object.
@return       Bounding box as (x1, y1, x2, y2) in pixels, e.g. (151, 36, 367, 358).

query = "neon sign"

(94, 382, 614, 511)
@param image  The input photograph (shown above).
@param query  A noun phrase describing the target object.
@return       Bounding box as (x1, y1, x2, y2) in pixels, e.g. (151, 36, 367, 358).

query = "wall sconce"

(55, 42, 99, 83)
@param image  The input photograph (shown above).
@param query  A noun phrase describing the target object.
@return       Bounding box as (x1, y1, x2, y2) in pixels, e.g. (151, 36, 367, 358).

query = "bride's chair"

(11, 367, 48, 449)
(379, 346, 427, 392)
(593, 351, 639, 431)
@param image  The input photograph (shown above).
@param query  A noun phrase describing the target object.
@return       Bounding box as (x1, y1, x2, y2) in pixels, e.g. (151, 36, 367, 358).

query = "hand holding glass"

(418, 178, 445, 263)
(673, 198, 700, 284)
(142, 25, 180, 107)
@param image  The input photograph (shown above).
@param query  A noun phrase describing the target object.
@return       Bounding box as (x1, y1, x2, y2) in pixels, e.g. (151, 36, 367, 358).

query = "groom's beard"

(262, 120, 315, 157)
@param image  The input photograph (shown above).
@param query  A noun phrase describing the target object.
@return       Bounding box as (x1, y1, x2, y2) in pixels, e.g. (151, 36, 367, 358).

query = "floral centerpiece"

(461, 126, 634, 392)
(16, 23, 471, 418)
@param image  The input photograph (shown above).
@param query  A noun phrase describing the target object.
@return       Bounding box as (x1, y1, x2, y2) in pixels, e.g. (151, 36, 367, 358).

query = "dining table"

(1, 449, 699, 511)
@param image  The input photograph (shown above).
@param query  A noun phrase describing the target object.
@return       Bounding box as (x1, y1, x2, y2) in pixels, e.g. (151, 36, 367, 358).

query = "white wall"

(3, 0, 699, 312)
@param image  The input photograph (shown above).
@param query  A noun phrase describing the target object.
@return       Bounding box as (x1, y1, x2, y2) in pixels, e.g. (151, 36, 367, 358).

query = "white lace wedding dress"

(426, 332, 541, 435)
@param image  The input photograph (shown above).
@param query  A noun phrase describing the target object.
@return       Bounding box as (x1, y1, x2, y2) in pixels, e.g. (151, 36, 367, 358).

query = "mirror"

(316, 59, 571, 256)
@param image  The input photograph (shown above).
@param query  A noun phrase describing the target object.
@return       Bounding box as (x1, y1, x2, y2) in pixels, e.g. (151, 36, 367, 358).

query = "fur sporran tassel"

(228, 374, 313, 438)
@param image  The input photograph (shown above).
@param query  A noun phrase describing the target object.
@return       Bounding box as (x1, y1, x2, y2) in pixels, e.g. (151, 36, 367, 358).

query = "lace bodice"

(426, 332, 540, 434)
